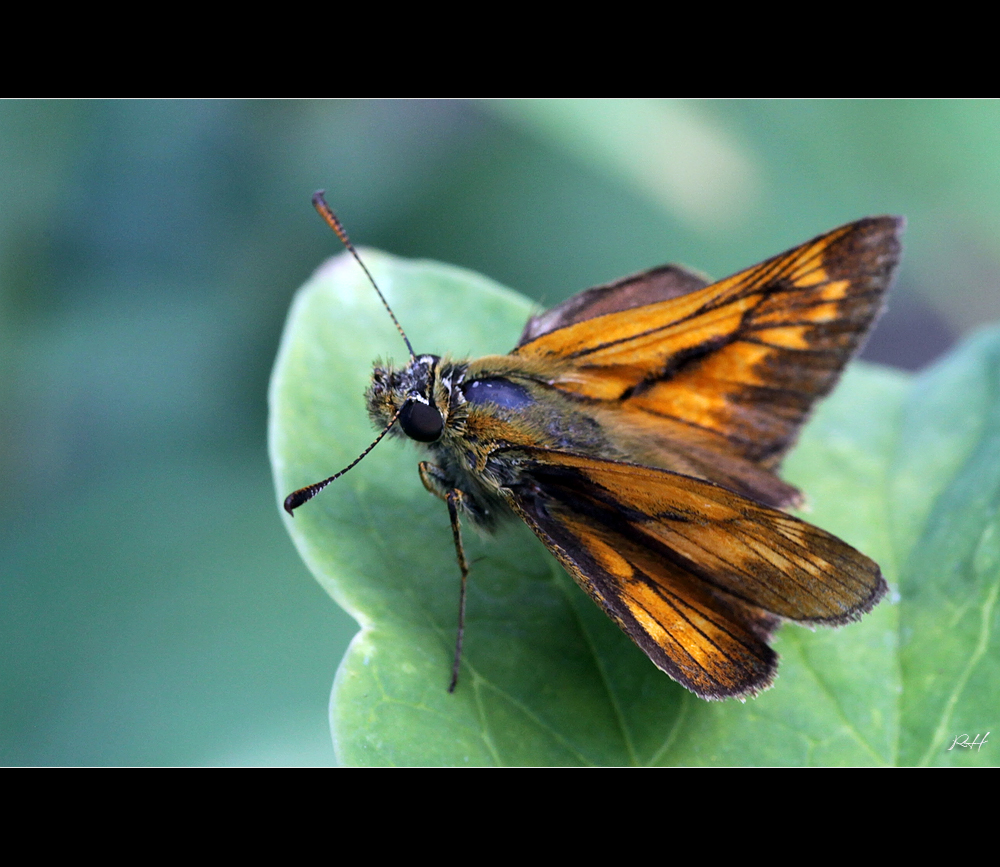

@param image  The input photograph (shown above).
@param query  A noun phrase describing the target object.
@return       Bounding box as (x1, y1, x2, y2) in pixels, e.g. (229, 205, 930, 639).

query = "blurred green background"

(2, 99, 998, 765)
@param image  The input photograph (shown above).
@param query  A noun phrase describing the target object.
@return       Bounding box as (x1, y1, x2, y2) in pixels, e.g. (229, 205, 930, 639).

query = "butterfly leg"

(445, 489, 470, 693)
(418, 460, 451, 502)
(419, 461, 470, 693)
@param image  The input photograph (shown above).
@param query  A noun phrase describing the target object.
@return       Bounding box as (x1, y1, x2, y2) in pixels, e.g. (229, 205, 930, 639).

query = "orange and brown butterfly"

(285, 193, 902, 701)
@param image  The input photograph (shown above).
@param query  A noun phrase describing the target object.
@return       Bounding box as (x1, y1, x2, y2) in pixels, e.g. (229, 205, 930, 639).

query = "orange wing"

(500, 447, 886, 699)
(513, 218, 902, 480)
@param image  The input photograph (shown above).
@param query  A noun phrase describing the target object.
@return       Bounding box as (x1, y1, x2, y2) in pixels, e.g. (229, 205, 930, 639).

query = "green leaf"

(269, 252, 1000, 766)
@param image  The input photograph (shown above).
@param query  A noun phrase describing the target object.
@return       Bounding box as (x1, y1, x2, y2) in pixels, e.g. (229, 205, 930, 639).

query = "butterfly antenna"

(283, 403, 406, 515)
(312, 191, 416, 360)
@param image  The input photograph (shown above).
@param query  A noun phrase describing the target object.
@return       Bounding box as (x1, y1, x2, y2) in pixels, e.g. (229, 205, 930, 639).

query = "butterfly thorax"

(366, 353, 628, 529)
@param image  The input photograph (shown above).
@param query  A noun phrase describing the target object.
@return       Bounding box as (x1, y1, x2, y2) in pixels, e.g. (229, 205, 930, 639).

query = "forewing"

(513, 217, 902, 469)
(518, 264, 709, 345)
(501, 448, 886, 699)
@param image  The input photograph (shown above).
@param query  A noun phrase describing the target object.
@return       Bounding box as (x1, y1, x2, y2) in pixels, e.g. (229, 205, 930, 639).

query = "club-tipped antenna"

(312, 191, 415, 359)
(283, 403, 406, 515)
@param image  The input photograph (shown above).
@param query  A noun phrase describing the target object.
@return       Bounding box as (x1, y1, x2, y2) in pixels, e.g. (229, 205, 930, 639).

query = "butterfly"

(285, 194, 901, 701)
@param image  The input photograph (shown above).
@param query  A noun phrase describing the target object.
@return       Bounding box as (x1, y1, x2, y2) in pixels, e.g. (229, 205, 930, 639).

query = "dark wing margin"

(499, 448, 887, 700)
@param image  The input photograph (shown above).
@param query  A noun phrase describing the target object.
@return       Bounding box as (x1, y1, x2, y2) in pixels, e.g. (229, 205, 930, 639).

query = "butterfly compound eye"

(399, 400, 444, 442)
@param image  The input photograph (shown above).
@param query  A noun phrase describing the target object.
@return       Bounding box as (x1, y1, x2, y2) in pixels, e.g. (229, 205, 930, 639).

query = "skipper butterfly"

(285, 195, 900, 700)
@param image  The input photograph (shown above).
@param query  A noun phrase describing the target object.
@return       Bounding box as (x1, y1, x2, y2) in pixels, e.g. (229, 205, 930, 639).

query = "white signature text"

(948, 732, 989, 752)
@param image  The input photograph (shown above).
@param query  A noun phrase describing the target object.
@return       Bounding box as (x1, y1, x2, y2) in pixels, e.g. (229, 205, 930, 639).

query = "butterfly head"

(285, 196, 463, 518)
(367, 353, 459, 444)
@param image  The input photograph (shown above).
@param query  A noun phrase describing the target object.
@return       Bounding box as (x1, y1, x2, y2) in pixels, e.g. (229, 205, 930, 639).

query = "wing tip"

(665, 564, 889, 700)
(839, 568, 890, 625)
(681, 662, 778, 702)
(650, 639, 780, 702)
(796, 565, 889, 629)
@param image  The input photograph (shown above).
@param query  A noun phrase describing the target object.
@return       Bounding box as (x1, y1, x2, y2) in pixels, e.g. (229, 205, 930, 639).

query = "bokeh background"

(2, 99, 998, 765)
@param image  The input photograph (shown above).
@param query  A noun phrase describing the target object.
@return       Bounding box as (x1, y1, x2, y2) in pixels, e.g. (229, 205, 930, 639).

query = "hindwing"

(501, 447, 887, 699)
